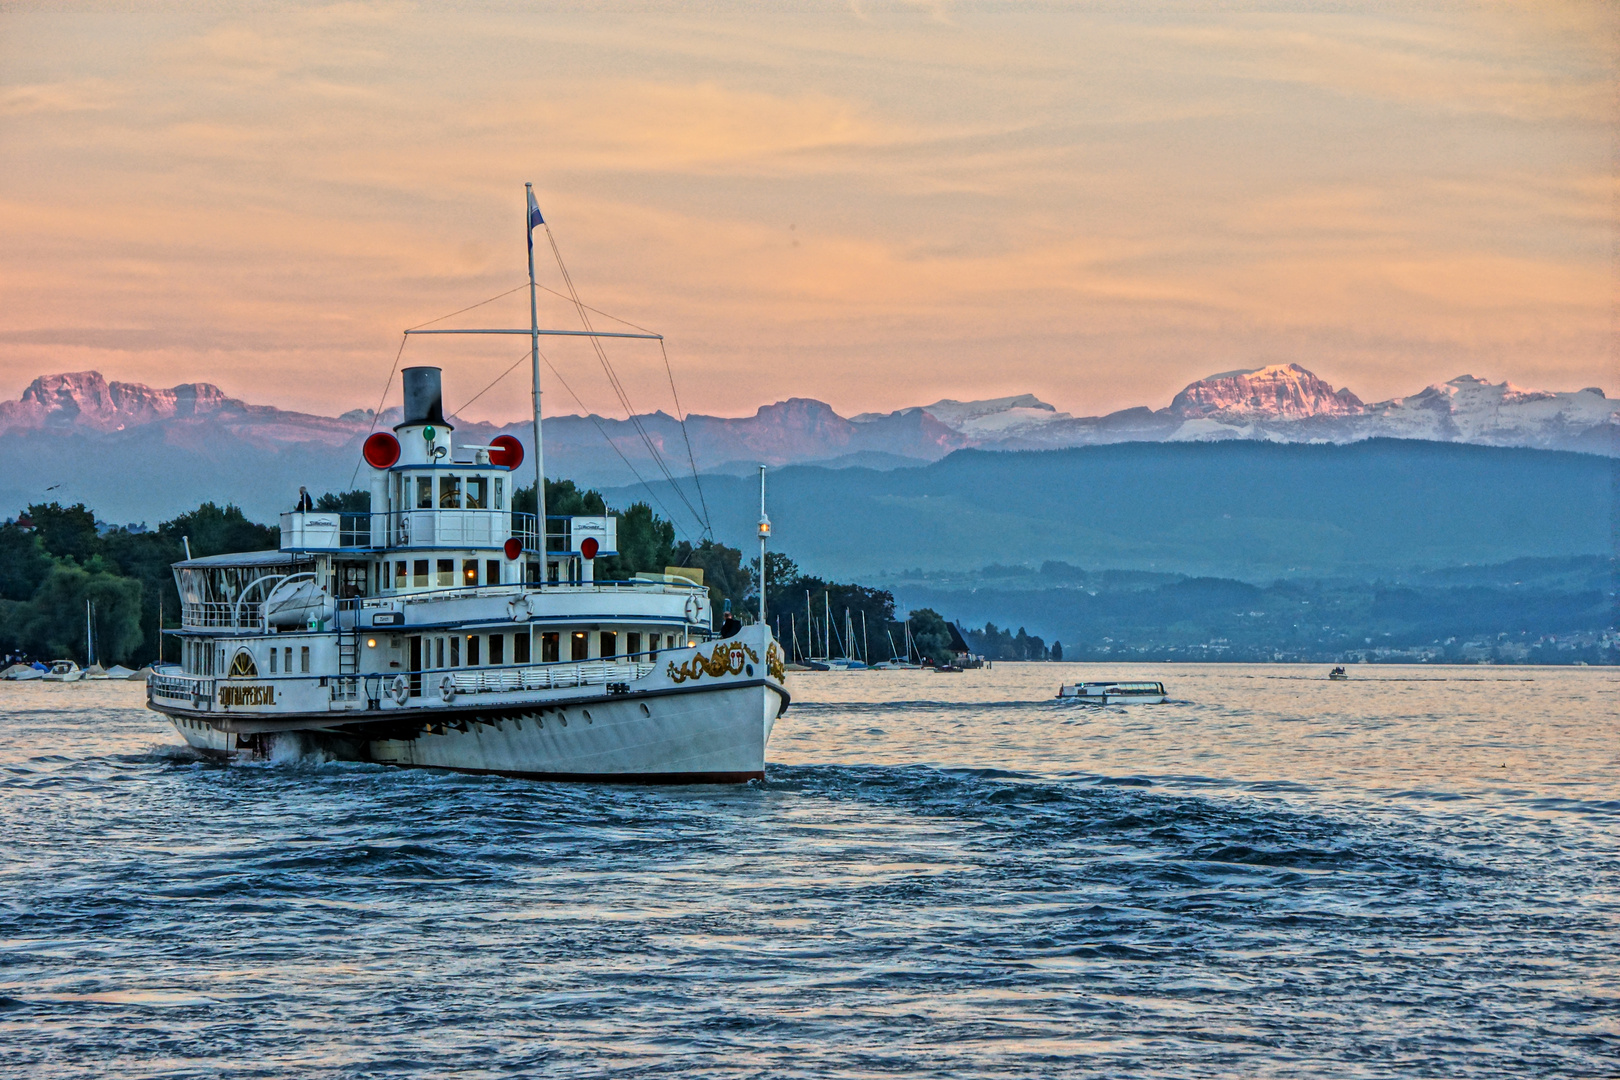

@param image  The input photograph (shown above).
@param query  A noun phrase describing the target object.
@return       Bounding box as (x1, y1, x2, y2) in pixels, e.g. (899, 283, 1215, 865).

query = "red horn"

(363, 431, 400, 469)
(489, 434, 524, 469)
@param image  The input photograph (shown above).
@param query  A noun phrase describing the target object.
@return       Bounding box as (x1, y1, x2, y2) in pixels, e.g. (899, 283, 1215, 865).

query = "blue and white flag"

(527, 188, 544, 250)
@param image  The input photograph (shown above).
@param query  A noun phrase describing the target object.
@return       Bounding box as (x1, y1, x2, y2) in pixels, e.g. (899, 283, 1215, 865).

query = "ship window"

(627, 632, 641, 659)
(600, 631, 616, 659)
(489, 634, 504, 665)
(439, 475, 461, 509)
(231, 650, 257, 678)
(486, 560, 500, 586)
(436, 638, 444, 669)
(571, 631, 588, 661)
(416, 476, 433, 509)
(466, 635, 480, 666)
(450, 636, 460, 667)
(300, 646, 310, 673)
(436, 559, 453, 587)
(395, 561, 407, 589)
(542, 632, 559, 663)
(463, 559, 478, 586)
(466, 476, 487, 509)
(513, 631, 530, 664)
(284, 647, 292, 673)
(269, 648, 277, 673)
(413, 560, 428, 587)
(494, 478, 504, 509)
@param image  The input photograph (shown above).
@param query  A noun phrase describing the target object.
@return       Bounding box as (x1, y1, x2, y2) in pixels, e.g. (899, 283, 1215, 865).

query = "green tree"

(908, 607, 954, 666)
(22, 564, 143, 664)
(159, 502, 278, 558)
(100, 527, 186, 666)
(315, 489, 370, 512)
(26, 502, 100, 564)
(598, 502, 675, 580)
(0, 523, 52, 602)
(512, 479, 607, 518)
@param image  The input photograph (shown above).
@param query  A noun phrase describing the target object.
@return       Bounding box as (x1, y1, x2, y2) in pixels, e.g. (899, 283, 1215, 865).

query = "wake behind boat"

(145, 186, 789, 782)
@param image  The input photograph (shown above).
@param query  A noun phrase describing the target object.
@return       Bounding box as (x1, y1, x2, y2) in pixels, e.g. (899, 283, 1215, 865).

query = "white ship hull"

(153, 631, 789, 783)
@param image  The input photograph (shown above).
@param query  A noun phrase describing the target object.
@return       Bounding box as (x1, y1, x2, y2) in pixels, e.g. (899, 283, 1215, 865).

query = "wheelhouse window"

(436, 559, 453, 587)
(395, 561, 407, 589)
(416, 476, 434, 509)
(486, 560, 500, 586)
(463, 559, 478, 587)
(494, 478, 504, 509)
(440, 475, 461, 508)
(465, 476, 487, 509)
(413, 560, 429, 588)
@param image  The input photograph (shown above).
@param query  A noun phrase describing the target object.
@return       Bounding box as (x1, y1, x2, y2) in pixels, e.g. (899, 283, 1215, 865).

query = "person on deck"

(295, 486, 314, 512)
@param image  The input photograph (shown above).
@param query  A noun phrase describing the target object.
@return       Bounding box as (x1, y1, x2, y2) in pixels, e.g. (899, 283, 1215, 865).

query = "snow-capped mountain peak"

(1168, 363, 1365, 420)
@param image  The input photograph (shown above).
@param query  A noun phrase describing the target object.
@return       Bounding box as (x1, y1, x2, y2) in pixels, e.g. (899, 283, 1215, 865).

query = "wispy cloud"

(0, 1, 1610, 421)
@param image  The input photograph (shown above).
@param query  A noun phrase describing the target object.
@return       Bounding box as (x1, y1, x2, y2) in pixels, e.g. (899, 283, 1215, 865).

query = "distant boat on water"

(1057, 681, 1167, 704)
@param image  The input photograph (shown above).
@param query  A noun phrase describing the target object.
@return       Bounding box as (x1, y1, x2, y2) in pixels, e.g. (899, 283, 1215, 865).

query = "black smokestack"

(398, 367, 448, 428)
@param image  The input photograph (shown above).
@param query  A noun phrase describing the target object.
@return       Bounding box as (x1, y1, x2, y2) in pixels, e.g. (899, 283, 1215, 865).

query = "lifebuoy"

(390, 674, 409, 706)
(507, 595, 532, 622)
(439, 674, 457, 703)
(684, 594, 704, 624)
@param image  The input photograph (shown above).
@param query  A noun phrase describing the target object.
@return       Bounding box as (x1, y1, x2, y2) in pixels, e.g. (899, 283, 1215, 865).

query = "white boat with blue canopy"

(146, 186, 788, 782)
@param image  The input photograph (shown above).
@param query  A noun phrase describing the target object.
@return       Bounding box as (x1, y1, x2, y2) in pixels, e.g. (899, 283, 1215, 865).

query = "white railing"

(150, 673, 211, 703)
(181, 602, 261, 630)
(445, 661, 654, 695)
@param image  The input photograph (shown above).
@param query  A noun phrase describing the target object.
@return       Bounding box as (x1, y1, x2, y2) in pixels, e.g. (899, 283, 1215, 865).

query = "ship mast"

(526, 183, 547, 582)
(402, 185, 664, 587)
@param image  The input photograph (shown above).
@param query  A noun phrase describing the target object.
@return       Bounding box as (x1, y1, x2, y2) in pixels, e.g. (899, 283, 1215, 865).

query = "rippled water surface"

(1, 664, 1616, 1078)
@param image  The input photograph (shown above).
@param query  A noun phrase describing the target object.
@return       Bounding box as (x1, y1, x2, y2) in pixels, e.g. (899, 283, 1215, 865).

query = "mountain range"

(1, 364, 1612, 527)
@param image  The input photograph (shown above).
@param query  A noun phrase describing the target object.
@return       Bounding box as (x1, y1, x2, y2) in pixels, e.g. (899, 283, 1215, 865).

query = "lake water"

(1, 664, 1615, 1078)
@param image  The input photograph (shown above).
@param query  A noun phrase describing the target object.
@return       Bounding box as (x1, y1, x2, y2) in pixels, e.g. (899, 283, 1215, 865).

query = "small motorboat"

(1328, 666, 1349, 680)
(2, 662, 47, 681)
(1057, 680, 1166, 704)
(41, 660, 83, 683)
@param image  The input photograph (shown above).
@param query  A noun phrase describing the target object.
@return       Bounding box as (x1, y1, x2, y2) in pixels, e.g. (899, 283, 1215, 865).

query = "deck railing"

(279, 510, 597, 554)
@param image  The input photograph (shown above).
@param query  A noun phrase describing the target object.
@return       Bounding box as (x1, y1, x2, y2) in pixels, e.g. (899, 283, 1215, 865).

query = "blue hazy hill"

(605, 439, 1616, 581)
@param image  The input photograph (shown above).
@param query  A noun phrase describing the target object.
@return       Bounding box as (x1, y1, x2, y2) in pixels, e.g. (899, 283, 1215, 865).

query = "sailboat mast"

(862, 610, 869, 664)
(757, 466, 769, 630)
(86, 598, 93, 667)
(525, 182, 547, 586)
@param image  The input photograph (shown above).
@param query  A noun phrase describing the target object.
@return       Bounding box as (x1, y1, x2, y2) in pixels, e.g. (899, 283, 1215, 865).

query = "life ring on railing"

(439, 674, 457, 703)
(684, 593, 704, 624)
(390, 674, 409, 706)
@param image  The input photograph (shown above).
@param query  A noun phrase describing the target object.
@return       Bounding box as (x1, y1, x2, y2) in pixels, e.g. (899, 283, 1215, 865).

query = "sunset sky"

(1, 1, 1613, 424)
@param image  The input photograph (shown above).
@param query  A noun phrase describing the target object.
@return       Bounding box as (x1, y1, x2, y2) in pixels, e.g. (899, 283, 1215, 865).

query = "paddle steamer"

(146, 188, 788, 781)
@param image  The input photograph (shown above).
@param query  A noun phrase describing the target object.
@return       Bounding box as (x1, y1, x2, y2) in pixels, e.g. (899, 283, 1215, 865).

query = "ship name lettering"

(220, 684, 276, 707)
